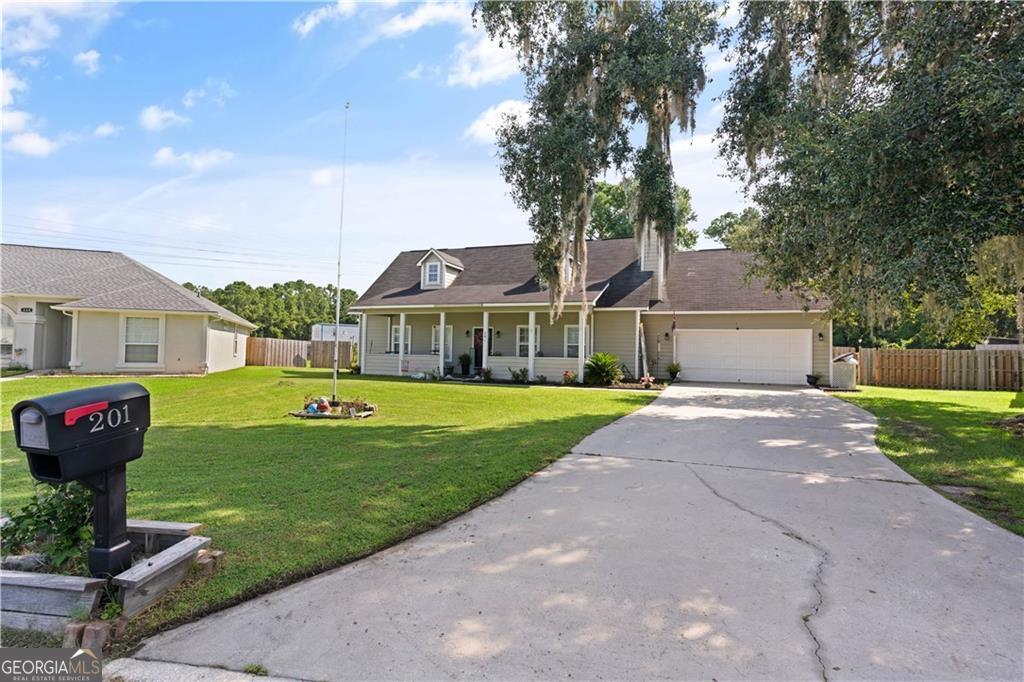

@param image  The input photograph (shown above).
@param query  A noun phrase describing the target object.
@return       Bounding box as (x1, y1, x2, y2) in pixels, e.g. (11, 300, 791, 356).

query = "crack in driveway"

(686, 463, 832, 682)
(574, 450, 920, 487)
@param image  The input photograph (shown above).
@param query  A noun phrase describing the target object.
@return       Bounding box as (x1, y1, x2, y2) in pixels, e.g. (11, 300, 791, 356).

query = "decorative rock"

(81, 621, 111, 652)
(112, 615, 131, 640)
(1, 553, 47, 571)
(63, 622, 86, 648)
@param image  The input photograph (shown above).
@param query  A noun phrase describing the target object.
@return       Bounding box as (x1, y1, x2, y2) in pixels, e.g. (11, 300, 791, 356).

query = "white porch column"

(359, 313, 367, 371)
(69, 310, 81, 371)
(577, 308, 587, 383)
(482, 310, 490, 370)
(634, 310, 641, 379)
(398, 312, 406, 377)
(527, 310, 536, 380)
(438, 311, 446, 376)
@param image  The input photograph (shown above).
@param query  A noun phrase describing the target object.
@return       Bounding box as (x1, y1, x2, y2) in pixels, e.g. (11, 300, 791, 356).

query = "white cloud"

(182, 77, 236, 109)
(73, 49, 101, 75)
(377, 2, 470, 38)
(2, 69, 28, 107)
(670, 132, 747, 247)
(3, 110, 32, 134)
(93, 122, 121, 137)
(292, 0, 356, 38)
(32, 204, 75, 233)
(152, 146, 234, 172)
(463, 99, 529, 144)
(1, 2, 116, 54)
(139, 105, 189, 131)
(404, 63, 425, 80)
(447, 33, 519, 88)
(310, 166, 339, 186)
(18, 55, 44, 68)
(5, 131, 61, 157)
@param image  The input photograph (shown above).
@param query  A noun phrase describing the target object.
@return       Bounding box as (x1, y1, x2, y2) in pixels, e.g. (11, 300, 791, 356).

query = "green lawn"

(0, 367, 654, 640)
(840, 387, 1024, 535)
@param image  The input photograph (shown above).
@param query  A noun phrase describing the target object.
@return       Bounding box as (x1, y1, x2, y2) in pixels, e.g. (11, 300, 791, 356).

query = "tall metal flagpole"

(332, 102, 351, 401)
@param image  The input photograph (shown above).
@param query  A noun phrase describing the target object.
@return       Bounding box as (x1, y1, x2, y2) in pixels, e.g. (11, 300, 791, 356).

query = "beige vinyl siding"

(364, 315, 390, 355)
(74, 311, 120, 372)
(641, 311, 831, 380)
(206, 318, 248, 373)
(593, 310, 637, 377)
(444, 265, 459, 287)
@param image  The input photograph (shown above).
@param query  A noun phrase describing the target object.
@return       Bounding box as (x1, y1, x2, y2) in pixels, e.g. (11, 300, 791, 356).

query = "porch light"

(664, 332, 670, 340)
(465, 329, 471, 337)
(817, 332, 824, 341)
(495, 330, 501, 338)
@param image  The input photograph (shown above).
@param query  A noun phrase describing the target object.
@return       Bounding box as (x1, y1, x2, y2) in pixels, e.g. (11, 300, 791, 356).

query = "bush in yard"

(2, 482, 94, 570)
(584, 352, 623, 386)
(481, 367, 493, 381)
(508, 367, 530, 384)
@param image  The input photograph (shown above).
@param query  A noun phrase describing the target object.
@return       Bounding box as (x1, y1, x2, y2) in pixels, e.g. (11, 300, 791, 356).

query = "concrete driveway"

(113, 384, 1023, 681)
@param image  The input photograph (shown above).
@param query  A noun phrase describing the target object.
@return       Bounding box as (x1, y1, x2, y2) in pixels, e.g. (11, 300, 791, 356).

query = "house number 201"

(88, 405, 131, 432)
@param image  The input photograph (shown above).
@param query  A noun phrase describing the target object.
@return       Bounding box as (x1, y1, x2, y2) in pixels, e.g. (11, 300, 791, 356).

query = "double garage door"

(674, 329, 812, 385)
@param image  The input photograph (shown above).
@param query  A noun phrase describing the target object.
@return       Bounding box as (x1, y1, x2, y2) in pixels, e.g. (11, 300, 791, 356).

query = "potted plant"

(806, 373, 821, 387)
(667, 362, 681, 382)
(458, 353, 472, 376)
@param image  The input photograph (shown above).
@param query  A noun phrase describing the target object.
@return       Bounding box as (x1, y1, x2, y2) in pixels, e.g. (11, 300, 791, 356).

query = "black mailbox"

(11, 383, 150, 577)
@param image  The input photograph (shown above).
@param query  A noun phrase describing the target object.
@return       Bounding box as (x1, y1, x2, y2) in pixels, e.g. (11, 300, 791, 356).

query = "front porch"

(356, 307, 592, 382)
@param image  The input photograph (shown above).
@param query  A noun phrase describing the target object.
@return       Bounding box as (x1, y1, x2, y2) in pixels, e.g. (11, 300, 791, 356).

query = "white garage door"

(675, 329, 812, 385)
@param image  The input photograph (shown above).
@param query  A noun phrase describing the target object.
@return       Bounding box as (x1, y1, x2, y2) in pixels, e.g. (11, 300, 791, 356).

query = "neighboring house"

(0, 244, 257, 374)
(350, 235, 833, 385)
(311, 322, 360, 343)
(976, 337, 1024, 351)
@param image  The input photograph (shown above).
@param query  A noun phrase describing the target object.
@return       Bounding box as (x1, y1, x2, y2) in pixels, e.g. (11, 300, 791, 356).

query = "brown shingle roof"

(0, 244, 257, 328)
(355, 240, 824, 313)
(652, 249, 823, 312)
(354, 239, 643, 309)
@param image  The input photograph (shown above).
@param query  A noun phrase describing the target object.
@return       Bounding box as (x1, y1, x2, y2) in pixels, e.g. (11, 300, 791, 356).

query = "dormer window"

(426, 262, 441, 286)
(417, 248, 464, 290)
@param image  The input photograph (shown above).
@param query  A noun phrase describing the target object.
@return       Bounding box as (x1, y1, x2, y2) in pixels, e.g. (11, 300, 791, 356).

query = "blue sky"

(2, 1, 743, 294)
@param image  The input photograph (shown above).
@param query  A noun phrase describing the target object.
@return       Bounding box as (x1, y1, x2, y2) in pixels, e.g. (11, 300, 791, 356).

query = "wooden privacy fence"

(832, 346, 1022, 391)
(246, 338, 309, 367)
(246, 337, 353, 369)
(309, 340, 353, 369)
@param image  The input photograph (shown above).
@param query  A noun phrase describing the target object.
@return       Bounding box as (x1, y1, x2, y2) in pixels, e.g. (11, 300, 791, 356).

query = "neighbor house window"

(124, 316, 160, 364)
(233, 327, 239, 356)
(425, 262, 441, 286)
(390, 324, 411, 354)
(516, 325, 540, 358)
(564, 325, 579, 358)
(431, 325, 453, 361)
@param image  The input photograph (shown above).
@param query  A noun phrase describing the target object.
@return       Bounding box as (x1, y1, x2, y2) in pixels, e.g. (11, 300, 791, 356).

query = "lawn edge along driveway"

(0, 368, 656, 649)
(839, 386, 1024, 536)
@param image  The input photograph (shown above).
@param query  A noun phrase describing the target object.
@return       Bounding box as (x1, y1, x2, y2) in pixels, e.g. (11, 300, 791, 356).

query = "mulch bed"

(989, 414, 1024, 438)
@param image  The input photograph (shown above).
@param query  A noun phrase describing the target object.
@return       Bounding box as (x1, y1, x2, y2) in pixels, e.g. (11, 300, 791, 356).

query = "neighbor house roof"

(0, 244, 257, 328)
(353, 239, 822, 312)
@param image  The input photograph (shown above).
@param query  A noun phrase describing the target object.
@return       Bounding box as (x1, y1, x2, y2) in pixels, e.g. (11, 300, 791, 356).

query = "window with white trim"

(124, 316, 160, 364)
(390, 324, 411, 354)
(564, 325, 580, 358)
(425, 262, 441, 286)
(516, 325, 540, 358)
(431, 325, 453, 361)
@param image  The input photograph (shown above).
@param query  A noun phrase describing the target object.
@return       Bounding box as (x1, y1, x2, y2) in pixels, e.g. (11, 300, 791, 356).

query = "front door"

(472, 327, 493, 369)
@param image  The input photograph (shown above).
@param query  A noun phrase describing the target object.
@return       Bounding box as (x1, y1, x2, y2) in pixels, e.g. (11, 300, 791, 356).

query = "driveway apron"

(121, 384, 1023, 681)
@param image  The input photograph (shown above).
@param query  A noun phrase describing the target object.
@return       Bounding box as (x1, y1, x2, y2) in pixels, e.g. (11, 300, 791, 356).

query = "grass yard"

(0, 367, 654, 641)
(840, 387, 1024, 535)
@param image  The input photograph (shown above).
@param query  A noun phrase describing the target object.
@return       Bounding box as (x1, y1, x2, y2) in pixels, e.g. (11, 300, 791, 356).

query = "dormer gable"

(416, 249, 464, 289)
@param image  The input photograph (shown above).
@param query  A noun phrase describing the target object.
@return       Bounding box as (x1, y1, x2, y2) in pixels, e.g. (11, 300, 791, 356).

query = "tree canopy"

(183, 280, 357, 340)
(704, 207, 761, 251)
(477, 0, 718, 317)
(589, 179, 698, 250)
(717, 2, 1023, 328)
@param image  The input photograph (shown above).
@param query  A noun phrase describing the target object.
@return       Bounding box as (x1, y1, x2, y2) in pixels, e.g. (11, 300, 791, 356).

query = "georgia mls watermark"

(0, 648, 101, 682)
